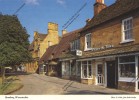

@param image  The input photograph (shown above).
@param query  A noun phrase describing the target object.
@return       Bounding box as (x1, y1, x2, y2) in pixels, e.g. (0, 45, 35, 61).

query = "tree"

(0, 14, 32, 84)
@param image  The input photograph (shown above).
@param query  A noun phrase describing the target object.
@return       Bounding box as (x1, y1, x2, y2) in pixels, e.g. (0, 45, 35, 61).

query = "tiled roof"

(52, 28, 82, 59)
(38, 33, 47, 41)
(60, 44, 139, 60)
(40, 28, 82, 62)
(29, 33, 46, 51)
(81, 44, 139, 59)
(83, 0, 139, 31)
(59, 51, 77, 59)
(40, 45, 58, 62)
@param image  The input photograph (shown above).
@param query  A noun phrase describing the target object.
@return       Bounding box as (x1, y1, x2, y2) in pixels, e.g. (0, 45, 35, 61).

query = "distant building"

(26, 22, 60, 73)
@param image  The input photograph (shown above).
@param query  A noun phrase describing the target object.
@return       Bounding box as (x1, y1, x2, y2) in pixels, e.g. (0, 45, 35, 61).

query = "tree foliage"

(0, 14, 32, 67)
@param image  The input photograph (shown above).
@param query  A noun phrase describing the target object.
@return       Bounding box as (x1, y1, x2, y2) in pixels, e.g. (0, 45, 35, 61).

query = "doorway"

(96, 64, 104, 85)
(107, 61, 117, 88)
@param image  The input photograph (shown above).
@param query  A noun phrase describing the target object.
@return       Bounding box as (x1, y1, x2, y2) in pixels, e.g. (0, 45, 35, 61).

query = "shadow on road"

(5, 71, 31, 76)
(63, 81, 74, 91)
(30, 74, 79, 90)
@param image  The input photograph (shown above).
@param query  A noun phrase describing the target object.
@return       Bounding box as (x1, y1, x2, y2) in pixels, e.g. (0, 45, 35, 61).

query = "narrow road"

(11, 74, 134, 95)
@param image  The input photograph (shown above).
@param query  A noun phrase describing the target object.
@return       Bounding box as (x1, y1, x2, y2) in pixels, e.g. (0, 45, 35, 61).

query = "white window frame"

(96, 62, 104, 85)
(118, 56, 136, 82)
(84, 33, 92, 51)
(81, 60, 93, 79)
(121, 17, 134, 43)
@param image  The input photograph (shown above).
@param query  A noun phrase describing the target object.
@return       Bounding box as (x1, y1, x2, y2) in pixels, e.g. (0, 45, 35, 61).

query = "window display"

(81, 61, 92, 78)
(119, 56, 135, 78)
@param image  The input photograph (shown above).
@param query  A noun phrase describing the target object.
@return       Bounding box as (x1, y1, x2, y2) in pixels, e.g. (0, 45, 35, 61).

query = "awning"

(49, 61, 57, 65)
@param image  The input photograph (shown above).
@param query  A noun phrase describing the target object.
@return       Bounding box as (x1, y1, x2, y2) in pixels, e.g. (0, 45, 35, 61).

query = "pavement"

(10, 73, 137, 95)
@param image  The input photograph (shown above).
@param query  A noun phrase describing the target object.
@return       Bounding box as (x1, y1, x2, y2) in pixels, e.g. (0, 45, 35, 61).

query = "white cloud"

(24, 0, 39, 5)
(57, 0, 66, 6)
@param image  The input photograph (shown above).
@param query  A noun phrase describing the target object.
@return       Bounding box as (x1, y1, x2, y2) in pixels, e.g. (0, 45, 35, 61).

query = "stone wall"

(118, 82, 135, 92)
(80, 10, 139, 51)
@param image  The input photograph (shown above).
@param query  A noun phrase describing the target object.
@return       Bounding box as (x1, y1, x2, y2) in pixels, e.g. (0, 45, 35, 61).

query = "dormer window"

(121, 17, 134, 43)
(85, 33, 91, 51)
(71, 39, 80, 51)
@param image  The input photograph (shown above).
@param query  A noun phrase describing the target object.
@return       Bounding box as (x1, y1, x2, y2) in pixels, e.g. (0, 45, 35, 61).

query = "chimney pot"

(94, 0, 106, 16)
(96, 0, 104, 4)
(86, 19, 91, 24)
(62, 29, 67, 36)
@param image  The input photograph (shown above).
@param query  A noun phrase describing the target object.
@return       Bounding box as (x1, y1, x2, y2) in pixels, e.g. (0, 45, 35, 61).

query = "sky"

(0, 0, 115, 42)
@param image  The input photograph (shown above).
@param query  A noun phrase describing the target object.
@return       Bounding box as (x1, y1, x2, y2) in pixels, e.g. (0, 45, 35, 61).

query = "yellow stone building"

(25, 22, 59, 73)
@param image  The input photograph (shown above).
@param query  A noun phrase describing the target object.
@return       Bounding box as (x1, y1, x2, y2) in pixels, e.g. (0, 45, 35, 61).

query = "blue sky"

(0, 0, 115, 42)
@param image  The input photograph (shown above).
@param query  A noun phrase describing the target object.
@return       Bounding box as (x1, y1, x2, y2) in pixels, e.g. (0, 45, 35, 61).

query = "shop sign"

(76, 50, 82, 56)
(92, 45, 114, 51)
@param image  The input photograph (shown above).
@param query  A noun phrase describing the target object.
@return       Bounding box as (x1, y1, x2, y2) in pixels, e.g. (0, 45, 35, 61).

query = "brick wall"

(80, 10, 139, 51)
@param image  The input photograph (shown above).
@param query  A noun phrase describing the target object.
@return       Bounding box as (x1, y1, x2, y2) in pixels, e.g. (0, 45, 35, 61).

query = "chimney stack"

(94, 0, 106, 16)
(116, 0, 121, 2)
(62, 29, 67, 36)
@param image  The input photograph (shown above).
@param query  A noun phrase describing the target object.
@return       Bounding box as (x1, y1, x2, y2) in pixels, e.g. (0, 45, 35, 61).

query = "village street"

(10, 74, 134, 95)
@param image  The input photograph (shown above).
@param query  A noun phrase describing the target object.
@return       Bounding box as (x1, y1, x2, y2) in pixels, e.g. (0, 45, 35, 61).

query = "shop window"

(120, 64, 135, 77)
(62, 61, 70, 76)
(65, 61, 70, 75)
(76, 61, 81, 77)
(81, 60, 92, 79)
(119, 56, 135, 80)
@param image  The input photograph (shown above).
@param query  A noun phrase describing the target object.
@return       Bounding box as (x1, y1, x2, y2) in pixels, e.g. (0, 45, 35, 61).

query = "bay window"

(81, 60, 92, 79)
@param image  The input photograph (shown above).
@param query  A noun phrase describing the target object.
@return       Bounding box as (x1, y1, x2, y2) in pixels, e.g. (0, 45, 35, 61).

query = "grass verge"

(0, 75, 23, 95)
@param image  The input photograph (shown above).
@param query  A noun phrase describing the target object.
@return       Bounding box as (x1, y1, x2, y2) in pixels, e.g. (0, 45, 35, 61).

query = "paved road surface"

(11, 74, 135, 95)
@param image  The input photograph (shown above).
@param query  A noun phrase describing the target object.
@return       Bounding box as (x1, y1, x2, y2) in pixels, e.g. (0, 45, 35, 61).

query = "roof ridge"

(83, 0, 139, 31)
(62, 28, 83, 37)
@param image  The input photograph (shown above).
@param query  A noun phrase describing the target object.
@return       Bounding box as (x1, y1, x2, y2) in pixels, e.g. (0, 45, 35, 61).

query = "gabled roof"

(83, 0, 139, 31)
(28, 33, 46, 51)
(40, 28, 82, 62)
(40, 45, 58, 62)
(38, 33, 47, 41)
(52, 28, 82, 59)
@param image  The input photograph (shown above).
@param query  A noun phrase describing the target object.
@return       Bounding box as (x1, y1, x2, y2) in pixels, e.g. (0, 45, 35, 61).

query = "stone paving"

(11, 74, 137, 95)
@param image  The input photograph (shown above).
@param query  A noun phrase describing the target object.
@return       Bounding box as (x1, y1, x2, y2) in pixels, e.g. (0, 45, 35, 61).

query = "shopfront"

(61, 59, 77, 80)
(118, 55, 139, 92)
